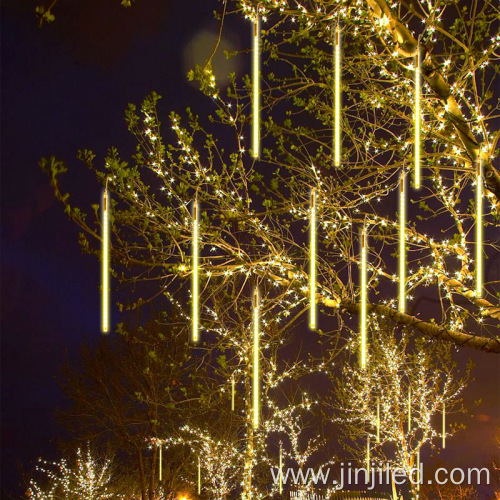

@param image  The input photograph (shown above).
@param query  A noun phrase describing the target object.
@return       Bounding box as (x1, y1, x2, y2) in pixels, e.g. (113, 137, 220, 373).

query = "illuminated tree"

(333, 318, 471, 497)
(26, 445, 119, 500)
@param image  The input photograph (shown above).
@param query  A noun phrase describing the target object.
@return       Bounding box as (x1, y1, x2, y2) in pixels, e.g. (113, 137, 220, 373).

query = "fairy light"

(253, 287, 260, 429)
(279, 442, 283, 494)
(334, 24, 341, 166)
(252, 12, 260, 159)
(231, 376, 235, 411)
(399, 172, 406, 313)
(198, 457, 201, 494)
(414, 47, 421, 189)
(309, 188, 317, 330)
(360, 224, 368, 368)
(476, 158, 483, 297)
(192, 198, 199, 343)
(376, 397, 380, 443)
(442, 401, 446, 449)
(102, 186, 110, 333)
(159, 442, 162, 482)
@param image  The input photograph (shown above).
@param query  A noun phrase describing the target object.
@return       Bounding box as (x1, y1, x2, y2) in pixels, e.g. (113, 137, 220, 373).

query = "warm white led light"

(442, 401, 446, 449)
(399, 173, 406, 313)
(159, 442, 162, 482)
(252, 14, 260, 159)
(414, 49, 421, 189)
(102, 188, 110, 333)
(309, 188, 317, 330)
(192, 199, 199, 343)
(408, 386, 411, 432)
(366, 435, 370, 476)
(334, 24, 341, 167)
(231, 376, 235, 411)
(360, 225, 368, 368)
(376, 397, 380, 443)
(279, 443, 283, 494)
(476, 159, 483, 297)
(253, 288, 260, 429)
(198, 457, 201, 494)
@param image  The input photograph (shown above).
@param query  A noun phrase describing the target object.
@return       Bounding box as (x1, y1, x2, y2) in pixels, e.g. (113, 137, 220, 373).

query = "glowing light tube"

(192, 199, 199, 343)
(399, 173, 406, 313)
(442, 402, 446, 449)
(102, 188, 110, 333)
(159, 442, 162, 482)
(231, 376, 235, 411)
(360, 225, 368, 368)
(252, 288, 260, 429)
(376, 397, 380, 443)
(198, 457, 201, 494)
(416, 449, 420, 491)
(476, 159, 483, 297)
(366, 435, 370, 476)
(252, 14, 260, 159)
(279, 443, 283, 494)
(414, 49, 421, 189)
(334, 24, 341, 167)
(408, 386, 411, 432)
(309, 188, 317, 330)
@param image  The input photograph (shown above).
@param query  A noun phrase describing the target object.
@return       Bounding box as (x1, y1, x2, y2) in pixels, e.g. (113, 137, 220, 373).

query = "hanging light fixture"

(102, 185, 110, 333)
(399, 172, 406, 313)
(360, 224, 368, 368)
(334, 24, 341, 167)
(252, 11, 260, 159)
(192, 198, 199, 343)
(476, 158, 483, 297)
(309, 188, 317, 330)
(414, 47, 421, 189)
(253, 288, 260, 429)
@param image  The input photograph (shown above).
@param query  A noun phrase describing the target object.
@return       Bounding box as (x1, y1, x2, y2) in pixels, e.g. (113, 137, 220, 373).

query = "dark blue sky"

(1, 1, 498, 498)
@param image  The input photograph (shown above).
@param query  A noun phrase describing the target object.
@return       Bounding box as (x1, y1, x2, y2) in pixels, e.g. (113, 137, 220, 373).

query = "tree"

(333, 318, 471, 497)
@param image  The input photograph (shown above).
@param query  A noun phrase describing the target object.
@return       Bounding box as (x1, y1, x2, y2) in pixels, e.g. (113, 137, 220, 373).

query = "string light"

(102, 186, 110, 333)
(476, 158, 483, 297)
(414, 47, 421, 189)
(192, 198, 199, 343)
(442, 401, 446, 449)
(253, 287, 260, 429)
(399, 172, 406, 313)
(360, 224, 368, 368)
(309, 188, 317, 330)
(334, 24, 341, 166)
(252, 12, 260, 159)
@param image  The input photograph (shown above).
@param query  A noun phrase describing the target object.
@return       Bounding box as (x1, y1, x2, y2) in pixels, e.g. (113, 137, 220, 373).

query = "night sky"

(1, 1, 498, 497)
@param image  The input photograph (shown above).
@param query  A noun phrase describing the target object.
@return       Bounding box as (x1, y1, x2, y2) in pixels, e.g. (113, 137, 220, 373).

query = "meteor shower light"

(252, 288, 260, 429)
(408, 387, 411, 432)
(231, 376, 235, 411)
(198, 458, 201, 494)
(366, 436, 370, 476)
(279, 443, 283, 494)
(376, 397, 380, 443)
(309, 188, 317, 330)
(192, 199, 199, 343)
(442, 402, 446, 449)
(252, 13, 260, 159)
(399, 173, 406, 313)
(159, 442, 162, 482)
(334, 24, 341, 166)
(360, 225, 368, 368)
(102, 188, 110, 333)
(414, 48, 421, 189)
(476, 159, 483, 297)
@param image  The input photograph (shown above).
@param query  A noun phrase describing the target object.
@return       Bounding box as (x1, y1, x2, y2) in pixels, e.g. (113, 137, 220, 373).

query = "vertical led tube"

(416, 449, 420, 491)
(376, 397, 380, 443)
(334, 24, 341, 167)
(279, 442, 283, 494)
(442, 401, 446, 449)
(159, 442, 162, 482)
(414, 48, 421, 189)
(309, 188, 317, 330)
(102, 188, 110, 333)
(360, 225, 368, 368)
(198, 457, 201, 494)
(252, 13, 260, 159)
(231, 376, 235, 411)
(399, 172, 406, 313)
(192, 199, 199, 343)
(476, 159, 483, 297)
(366, 435, 370, 476)
(408, 386, 411, 432)
(253, 288, 260, 429)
